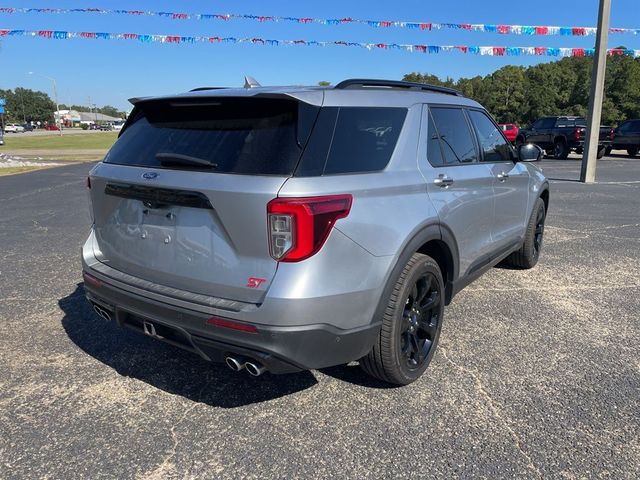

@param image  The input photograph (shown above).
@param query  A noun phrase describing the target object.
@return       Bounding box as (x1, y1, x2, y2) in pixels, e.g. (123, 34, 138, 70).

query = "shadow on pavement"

(59, 284, 318, 407)
(319, 364, 397, 389)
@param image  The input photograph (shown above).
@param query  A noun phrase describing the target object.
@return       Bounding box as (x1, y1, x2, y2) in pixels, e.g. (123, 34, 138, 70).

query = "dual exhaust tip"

(225, 356, 266, 377)
(93, 304, 112, 322)
(92, 304, 265, 377)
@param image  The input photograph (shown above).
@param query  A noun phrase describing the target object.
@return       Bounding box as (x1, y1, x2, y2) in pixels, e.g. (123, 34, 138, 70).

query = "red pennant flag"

(535, 26, 549, 35)
(497, 25, 510, 34)
(572, 48, 586, 57)
(493, 47, 507, 56)
(572, 27, 586, 36)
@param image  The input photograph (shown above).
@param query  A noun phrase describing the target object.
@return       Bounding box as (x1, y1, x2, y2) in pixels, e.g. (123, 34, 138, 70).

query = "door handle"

(497, 171, 509, 181)
(434, 174, 454, 188)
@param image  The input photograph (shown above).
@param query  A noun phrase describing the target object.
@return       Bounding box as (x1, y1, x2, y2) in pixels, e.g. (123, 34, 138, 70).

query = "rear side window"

(468, 110, 513, 162)
(429, 107, 477, 164)
(105, 98, 317, 176)
(533, 118, 555, 129)
(296, 107, 407, 176)
(426, 110, 445, 167)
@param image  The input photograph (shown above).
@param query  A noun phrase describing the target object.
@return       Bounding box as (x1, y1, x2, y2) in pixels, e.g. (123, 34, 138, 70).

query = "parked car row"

(498, 117, 640, 159)
(88, 122, 124, 131)
(3, 122, 56, 133)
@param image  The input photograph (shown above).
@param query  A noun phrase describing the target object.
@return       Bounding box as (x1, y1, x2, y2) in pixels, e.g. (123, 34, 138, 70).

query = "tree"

(318, 81, 331, 86)
(404, 54, 640, 127)
(0, 88, 55, 123)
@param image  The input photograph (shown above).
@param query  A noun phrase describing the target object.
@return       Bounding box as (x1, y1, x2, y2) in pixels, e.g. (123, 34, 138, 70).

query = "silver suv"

(82, 79, 549, 385)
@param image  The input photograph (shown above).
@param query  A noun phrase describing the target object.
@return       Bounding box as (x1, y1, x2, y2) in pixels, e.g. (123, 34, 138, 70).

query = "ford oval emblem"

(142, 172, 158, 180)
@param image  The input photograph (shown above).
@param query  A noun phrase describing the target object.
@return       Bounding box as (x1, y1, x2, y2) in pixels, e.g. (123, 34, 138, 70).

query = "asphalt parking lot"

(1, 155, 639, 479)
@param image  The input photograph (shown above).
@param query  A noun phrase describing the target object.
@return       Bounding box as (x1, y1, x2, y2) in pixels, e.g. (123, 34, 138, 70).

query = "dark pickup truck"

(516, 116, 613, 159)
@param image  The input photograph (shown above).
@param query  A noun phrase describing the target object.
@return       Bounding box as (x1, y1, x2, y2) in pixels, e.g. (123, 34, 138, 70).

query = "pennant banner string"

(1, 29, 639, 58)
(0, 7, 639, 36)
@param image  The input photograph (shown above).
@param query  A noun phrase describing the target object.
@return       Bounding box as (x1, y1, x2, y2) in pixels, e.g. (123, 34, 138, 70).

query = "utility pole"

(28, 72, 63, 136)
(580, 0, 611, 183)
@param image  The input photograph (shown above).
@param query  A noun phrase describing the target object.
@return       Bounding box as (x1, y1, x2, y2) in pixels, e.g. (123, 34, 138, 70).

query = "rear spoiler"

(119, 90, 325, 138)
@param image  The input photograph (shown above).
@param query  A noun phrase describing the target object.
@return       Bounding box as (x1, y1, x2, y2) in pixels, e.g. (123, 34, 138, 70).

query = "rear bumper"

(573, 140, 612, 149)
(83, 271, 380, 373)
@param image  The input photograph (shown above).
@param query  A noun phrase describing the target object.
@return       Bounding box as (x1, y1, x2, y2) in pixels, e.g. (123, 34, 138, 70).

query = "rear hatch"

(89, 96, 319, 304)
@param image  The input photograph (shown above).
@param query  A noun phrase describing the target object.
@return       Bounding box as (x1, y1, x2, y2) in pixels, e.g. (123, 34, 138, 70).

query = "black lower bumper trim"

(83, 272, 381, 374)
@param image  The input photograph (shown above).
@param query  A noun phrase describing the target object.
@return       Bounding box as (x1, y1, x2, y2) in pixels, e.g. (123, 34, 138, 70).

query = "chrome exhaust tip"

(93, 304, 112, 322)
(225, 356, 245, 372)
(245, 362, 266, 377)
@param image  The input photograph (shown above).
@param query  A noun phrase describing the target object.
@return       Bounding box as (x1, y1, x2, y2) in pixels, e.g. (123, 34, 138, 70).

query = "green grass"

(3, 132, 118, 150)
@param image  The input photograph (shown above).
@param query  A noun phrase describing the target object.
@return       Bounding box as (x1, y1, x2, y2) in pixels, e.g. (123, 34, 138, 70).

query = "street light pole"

(580, 0, 612, 183)
(28, 72, 62, 136)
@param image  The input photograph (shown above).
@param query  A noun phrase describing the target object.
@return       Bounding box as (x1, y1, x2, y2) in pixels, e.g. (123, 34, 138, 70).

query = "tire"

(597, 146, 606, 159)
(360, 253, 444, 385)
(553, 140, 570, 160)
(605, 146, 612, 156)
(505, 198, 546, 269)
(628, 147, 638, 157)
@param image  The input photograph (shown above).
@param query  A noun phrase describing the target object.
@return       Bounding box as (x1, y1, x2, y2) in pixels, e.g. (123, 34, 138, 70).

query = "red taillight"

(574, 128, 583, 141)
(267, 194, 352, 262)
(206, 317, 258, 334)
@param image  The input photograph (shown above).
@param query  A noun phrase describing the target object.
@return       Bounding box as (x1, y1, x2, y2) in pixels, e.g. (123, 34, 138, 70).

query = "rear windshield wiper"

(155, 153, 218, 168)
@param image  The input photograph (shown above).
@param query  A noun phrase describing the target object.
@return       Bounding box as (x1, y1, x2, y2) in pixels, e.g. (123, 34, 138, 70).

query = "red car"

(44, 124, 60, 131)
(499, 123, 519, 143)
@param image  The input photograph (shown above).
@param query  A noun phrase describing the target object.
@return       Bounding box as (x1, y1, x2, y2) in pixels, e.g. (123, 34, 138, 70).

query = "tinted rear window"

(296, 107, 407, 176)
(104, 98, 316, 175)
(430, 107, 477, 164)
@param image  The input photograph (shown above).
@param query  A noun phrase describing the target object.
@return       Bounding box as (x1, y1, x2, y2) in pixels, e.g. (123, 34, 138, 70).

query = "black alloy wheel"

(533, 203, 545, 258)
(400, 272, 441, 370)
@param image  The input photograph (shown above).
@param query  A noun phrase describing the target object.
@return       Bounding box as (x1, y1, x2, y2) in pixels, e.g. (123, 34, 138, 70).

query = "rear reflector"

(206, 317, 258, 334)
(82, 271, 102, 288)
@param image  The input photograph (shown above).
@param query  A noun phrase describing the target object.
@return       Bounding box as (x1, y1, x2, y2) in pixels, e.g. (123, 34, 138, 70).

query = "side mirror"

(517, 143, 543, 162)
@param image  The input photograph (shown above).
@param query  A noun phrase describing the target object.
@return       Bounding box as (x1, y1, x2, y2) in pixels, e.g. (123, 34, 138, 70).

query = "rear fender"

(369, 224, 459, 328)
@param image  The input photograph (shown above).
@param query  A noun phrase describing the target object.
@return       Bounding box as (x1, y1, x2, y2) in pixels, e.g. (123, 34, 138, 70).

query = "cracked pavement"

(1, 156, 639, 479)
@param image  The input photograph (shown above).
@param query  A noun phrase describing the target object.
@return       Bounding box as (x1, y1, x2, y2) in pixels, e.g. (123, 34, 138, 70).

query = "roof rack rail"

(189, 87, 228, 92)
(333, 79, 463, 96)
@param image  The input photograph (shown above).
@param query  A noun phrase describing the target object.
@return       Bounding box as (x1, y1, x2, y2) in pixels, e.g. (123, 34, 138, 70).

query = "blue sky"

(1, 1, 639, 110)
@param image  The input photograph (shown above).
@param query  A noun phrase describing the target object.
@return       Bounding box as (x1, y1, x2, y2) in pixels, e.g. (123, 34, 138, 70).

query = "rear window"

(104, 98, 317, 176)
(296, 107, 407, 176)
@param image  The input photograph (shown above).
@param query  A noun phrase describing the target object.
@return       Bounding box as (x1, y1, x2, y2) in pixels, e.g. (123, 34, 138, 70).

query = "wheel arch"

(539, 186, 550, 213)
(370, 223, 460, 330)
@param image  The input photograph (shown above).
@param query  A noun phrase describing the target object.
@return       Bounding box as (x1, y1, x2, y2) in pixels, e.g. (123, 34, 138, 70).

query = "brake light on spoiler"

(267, 195, 352, 262)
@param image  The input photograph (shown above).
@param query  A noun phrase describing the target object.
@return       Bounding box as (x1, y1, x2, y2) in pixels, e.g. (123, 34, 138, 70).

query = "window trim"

(466, 108, 516, 164)
(425, 104, 480, 168)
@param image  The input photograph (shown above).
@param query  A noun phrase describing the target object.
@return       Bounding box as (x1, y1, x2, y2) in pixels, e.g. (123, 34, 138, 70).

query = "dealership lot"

(0, 157, 638, 478)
